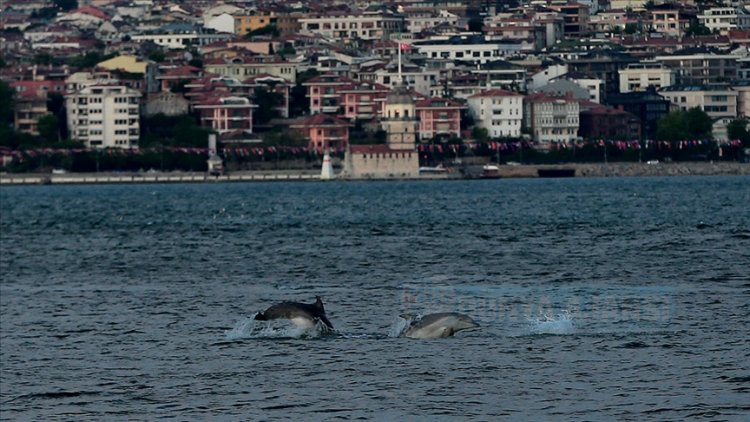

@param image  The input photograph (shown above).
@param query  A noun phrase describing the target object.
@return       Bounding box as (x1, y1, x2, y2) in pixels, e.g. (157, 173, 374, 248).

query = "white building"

(412, 37, 511, 65)
(698, 7, 750, 35)
(619, 62, 675, 93)
(659, 85, 738, 119)
(66, 85, 141, 149)
(467, 89, 524, 138)
(524, 93, 580, 144)
(529, 63, 568, 91)
(204, 13, 236, 34)
(405, 10, 459, 34)
(131, 23, 232, 49)
(298, 10, 402, 43)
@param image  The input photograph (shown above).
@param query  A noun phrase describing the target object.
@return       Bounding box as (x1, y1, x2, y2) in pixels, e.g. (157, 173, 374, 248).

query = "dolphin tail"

(314, 296, 325, 312)
(318, 315, 334, 330)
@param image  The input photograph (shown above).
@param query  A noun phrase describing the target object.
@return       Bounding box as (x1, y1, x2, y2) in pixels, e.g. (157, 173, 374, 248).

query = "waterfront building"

(66, 84, 141, 149)
(467, 89, 524, 139)
(415, 97, 464, 141)
(290, 114, 350, 150)
(659, 85, 738, 119)
(606, 88, 672, 140)
(523, 92, 580, 145)
(193, 95, 256, 135)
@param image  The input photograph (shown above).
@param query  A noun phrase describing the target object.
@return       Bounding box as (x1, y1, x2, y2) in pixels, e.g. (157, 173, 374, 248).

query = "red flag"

(400, 42, 410, 51)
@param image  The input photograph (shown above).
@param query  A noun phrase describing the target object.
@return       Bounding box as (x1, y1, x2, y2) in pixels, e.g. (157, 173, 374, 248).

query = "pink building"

(193, 95, 255, 134)
(415, 97, 464, 141)
(339, 80, 390, 121)
(290, 114, 350, 150)
(303, 73, 354, 114)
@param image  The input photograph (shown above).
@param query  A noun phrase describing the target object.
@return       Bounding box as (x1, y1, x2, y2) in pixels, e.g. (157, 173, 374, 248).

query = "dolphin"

(402, 312, 479, 339)
(254, 296, 334, 330)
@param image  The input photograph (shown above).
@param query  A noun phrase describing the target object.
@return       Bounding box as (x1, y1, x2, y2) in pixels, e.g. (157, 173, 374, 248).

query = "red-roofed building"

(11, 80, 66, 135)
(579, 103, 641, 141)
(193, 95, 256, 135)
(157, 65, 203, 92)
(339, 80, 390, 121)
(290, 114, 350, 150)
(303, 73, 354, 115)
(415, 97, 464, 141)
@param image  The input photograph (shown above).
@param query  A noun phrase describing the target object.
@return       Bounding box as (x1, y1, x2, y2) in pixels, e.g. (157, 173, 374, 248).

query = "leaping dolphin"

(402, 312, 479, 339)
(254, 296, 334, 330)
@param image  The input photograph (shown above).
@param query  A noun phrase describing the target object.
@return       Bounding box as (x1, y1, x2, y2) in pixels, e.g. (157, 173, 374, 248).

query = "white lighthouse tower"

(320, 149, 335, 180)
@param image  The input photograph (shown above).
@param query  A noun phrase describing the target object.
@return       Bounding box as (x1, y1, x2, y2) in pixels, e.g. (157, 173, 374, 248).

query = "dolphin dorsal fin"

(314, 296, 325, 311)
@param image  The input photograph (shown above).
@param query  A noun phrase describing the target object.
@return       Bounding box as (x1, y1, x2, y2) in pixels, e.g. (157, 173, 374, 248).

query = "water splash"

(528, 311, 575, 335)
(225, 317, 333, 340)
(387, 314, 417, 338)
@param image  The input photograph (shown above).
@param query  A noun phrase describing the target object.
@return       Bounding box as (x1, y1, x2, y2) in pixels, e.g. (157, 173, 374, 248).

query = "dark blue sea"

(1, 177, 749, 421)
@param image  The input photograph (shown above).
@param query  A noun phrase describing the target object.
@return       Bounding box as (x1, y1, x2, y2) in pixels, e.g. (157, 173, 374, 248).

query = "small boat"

(481, 164, 501, 179)
(419, 164, 448, 174)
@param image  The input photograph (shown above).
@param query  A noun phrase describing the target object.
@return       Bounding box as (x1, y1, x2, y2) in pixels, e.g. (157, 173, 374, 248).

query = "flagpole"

(397, 36, 402, 84)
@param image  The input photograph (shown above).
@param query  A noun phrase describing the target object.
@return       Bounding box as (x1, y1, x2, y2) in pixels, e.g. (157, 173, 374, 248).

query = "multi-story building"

(655, 50, 739, 86)
(66, 84, 141, 149)
(14, 93, 49, 136)
(290, 114, 350, 150)
(131, 23, 232, 49)
(659, 85, 738, 119)
(412, 36, 520, 65)
(647, 3, 696, 37)
(203, 55, 298, 84)
(233, 11, 277, 36)
(193, 95, 256, 135)
(548, 2, 590, 38)
(415, 97, 464, 141)
(298, 10, 403, 44)
(698, 7, 750, 35)
(339, 80, 390, 121)
(606, 88, 672, 140)
(618, 62, 675, 93)
(467, 89, 524, 138)
(523, 92, 580, 144)
(579, 104, 641, 141)
(303, 74, 352, 115)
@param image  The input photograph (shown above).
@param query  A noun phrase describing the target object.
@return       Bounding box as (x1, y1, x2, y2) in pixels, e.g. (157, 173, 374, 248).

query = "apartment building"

(698, 7, 750, 35)
(298, 10, 402, 43)
(415, 97, 464, 141)
(523, 92, 580, 144)
(467, 89, 524, 138)
(618, 62, 675, 93)
(655, 50, 738, 86)
(66, 84, 141, 149)
(659, 85, 738, 119)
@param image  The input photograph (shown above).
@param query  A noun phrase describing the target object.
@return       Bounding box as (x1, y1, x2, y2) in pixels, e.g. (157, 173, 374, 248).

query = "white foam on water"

(388, 314, 418, 338)
(528, 311, 576, 335)
(225, 317, 332, 340)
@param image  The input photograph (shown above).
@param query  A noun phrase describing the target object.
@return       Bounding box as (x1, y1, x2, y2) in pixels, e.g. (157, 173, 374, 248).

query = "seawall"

(0, 162, 747, 186)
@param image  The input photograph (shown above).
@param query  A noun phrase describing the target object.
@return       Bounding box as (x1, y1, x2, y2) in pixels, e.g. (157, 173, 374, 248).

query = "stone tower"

(381, 83, 418, 150)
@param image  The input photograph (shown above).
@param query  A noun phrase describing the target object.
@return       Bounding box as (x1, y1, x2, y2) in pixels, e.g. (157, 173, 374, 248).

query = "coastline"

(0, 162, 748, 186)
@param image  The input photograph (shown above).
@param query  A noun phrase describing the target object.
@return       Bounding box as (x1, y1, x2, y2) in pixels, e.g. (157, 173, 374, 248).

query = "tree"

(148, 50, 166, 63)
(471, 127, 489, 142)
(37, 115, 60, 144)
(685, 24, 711, 37)
(685, 107, 713, 138)
(655, 108, 713, 142)
(0, 79, 13, 127)
(467, 17, 484, 33)
(245, 25, 280, 38)
(253, 88, 283, 125)
(53, 0, 78, 12)
(727, 118, 750, 147)
(289, 69, 319, 117)
(624, 23, 638, 35)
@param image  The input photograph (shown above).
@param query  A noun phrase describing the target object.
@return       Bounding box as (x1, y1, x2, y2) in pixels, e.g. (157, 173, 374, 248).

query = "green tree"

(471, 126, 489, 142)
(685, 24, 711, 36)
(467, 17, 484, 33)
(0, 79, 14, 126)
(33, 53, 54, 66)
(262, 130, 306, 146)
(289, 68, 319, 117)
(53, 0, 78, 11)
(727, 118, 750, 146)
(685, 107, 713, 138)
(245, 25, 280, 38)
(37, 114, 60, 144)
(253, 88, 283, 125)
(624, 23, 638, 35)
(148, 50, 166, 63)
(655, 108, 713, 141)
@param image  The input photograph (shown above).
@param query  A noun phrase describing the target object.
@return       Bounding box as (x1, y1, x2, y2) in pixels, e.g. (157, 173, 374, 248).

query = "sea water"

(1, 177, 749, 420)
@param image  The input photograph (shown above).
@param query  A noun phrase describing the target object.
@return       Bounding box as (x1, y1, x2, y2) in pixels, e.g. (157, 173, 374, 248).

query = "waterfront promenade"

(0, 162, 748, 185)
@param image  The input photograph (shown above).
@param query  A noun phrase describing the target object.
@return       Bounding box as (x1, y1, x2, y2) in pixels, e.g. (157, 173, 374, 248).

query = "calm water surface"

(1, 177, 749, 421)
